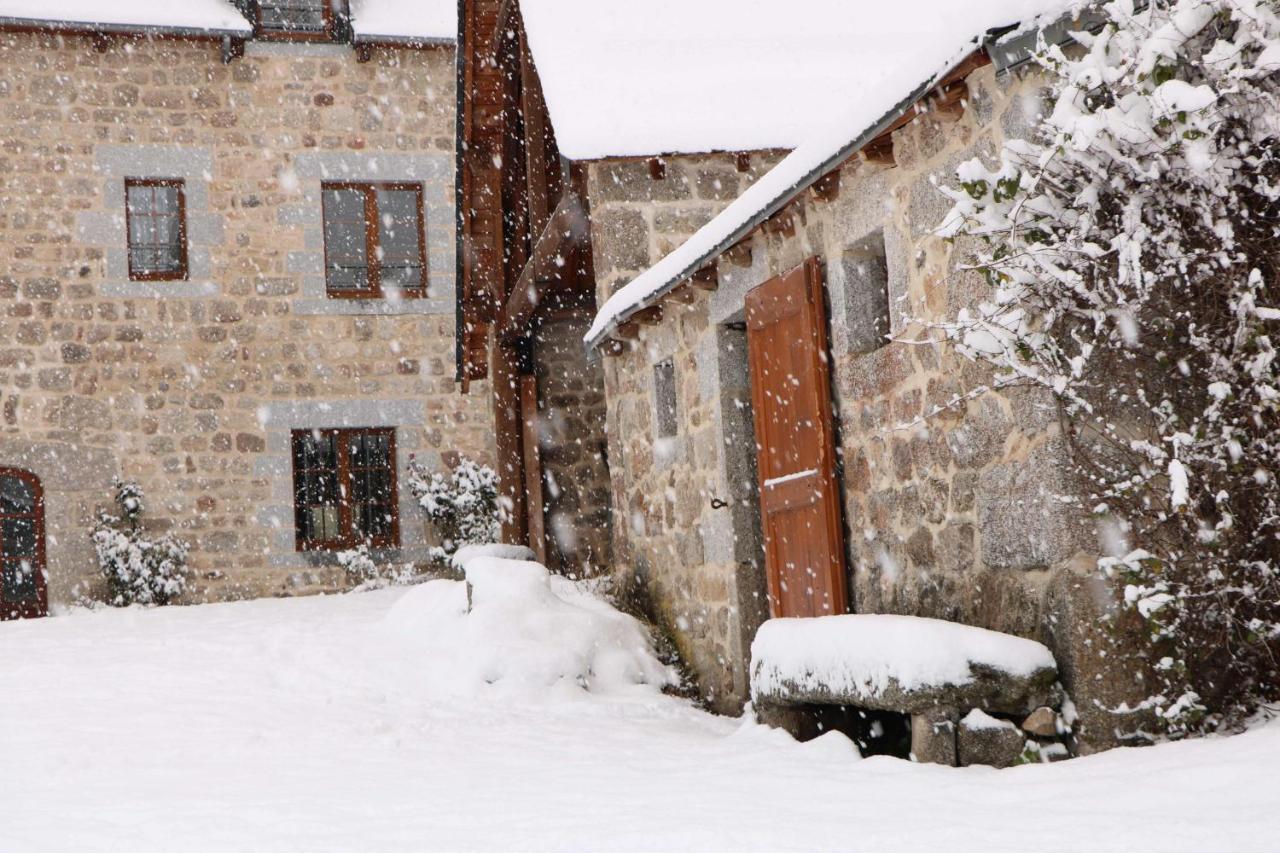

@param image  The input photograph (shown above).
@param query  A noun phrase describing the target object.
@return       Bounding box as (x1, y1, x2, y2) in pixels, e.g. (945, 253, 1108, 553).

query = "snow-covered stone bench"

(750, 614, 1061, 766)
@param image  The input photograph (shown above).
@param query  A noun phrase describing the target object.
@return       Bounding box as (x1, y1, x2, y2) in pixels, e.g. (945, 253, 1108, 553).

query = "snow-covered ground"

(1, 585, 1277, 852)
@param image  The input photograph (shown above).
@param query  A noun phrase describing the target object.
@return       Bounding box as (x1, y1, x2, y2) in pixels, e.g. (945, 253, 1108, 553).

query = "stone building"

(581, 14, 1156, 751)
(0, 0, 493, 617)
(459, 0, 1154, 753)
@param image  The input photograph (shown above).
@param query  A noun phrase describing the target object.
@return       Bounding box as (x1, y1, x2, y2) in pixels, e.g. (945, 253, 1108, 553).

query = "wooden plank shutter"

(745, 258, 848, 618)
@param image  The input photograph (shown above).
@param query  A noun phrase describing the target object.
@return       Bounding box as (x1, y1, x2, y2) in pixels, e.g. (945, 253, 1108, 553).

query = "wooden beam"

(520, 375, 548, 564)
(667, 284, 698, 305)
(613, 321, 641, 340)
(631, 305, 664, 325)
(861, 136, 895, 166)
(691, 265, 718, 291)
(601, 338, 629, 357)
(648, 157, 667, 180)
(497, 193, 591, 338)
(735, 153, 751, 173)
(492, 339, 528, 546)
(763, 211, 796, 238)
(812, 170, 841, 202)
(723, 239, 752, 267)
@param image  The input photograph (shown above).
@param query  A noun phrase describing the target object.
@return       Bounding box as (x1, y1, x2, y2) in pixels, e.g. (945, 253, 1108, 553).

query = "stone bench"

(750, 614, 1063, 767)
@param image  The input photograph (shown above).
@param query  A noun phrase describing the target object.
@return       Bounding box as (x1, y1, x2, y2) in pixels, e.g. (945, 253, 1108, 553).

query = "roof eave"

(582, 47, 983, 353)
(351, 32, 455, 47)
(0, 16, 251, 39)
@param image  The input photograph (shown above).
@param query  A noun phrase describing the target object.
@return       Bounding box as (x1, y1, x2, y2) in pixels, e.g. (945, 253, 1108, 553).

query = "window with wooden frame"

(291, 428, 399, 551)
(125, 179, 188, 282)
(256, 0, 334, 40)
(321, 182, 428, 299)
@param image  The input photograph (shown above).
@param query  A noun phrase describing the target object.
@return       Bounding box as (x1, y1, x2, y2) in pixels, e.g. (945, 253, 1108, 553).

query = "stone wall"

(0, 32, 493, 605)
(531, 309, 612, 577)
(589, 65, 1152, 749)
(585, 152, 779, 711)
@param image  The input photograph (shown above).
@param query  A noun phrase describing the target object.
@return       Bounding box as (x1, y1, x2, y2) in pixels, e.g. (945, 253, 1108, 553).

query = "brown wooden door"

(0, 468, 47, 620)
(746, 258, 848, 618)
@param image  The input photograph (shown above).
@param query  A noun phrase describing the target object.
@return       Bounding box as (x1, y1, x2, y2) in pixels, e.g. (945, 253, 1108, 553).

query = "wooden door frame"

(0, 467, 48, 620)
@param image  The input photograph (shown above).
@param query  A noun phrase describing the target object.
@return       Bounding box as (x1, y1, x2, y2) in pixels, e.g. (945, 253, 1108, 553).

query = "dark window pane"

(323, 188, 371, 293)
(126, 181, 185, 277)
(261, 0, 327, 32)
(3, 518, 36, 558)
(2, 559, 38, 603)
(0, 476, 35, 514)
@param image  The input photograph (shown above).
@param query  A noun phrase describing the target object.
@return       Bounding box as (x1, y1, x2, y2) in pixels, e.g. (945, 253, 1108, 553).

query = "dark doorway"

(0, 468, 47, 620)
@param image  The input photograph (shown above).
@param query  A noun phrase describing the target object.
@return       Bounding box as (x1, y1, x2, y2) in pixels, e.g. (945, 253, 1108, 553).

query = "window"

(291, 428, 399, 551)
(841, 230, 890, 355)
(321, 182, 428, 299)
(125, 179, 188, 281)
(257, 0, 333, 40)
(654, 359, 678, 438)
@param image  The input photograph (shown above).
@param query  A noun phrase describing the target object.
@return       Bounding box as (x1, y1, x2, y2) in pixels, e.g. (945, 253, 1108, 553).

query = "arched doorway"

(0, 468, 47, 620)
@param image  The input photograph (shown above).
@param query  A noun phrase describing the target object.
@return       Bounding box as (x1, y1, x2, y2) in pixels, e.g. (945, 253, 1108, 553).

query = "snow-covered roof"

(520, 0, 1066, 162)
(584, 0, 1072, 348)
(0, 0, 251, 34)
(350, 0, 455, 43)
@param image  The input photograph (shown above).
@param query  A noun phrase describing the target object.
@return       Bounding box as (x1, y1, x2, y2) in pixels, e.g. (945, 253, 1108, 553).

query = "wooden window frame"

(291, 427, 400, 553)
(320, 181, 429, 300)
(255, 0, 335, 42)
(124, 178, 189, 283)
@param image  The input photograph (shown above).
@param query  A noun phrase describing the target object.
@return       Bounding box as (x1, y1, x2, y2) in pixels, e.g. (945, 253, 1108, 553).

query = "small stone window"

(842, 230, 891, 355)
(257, 0, 334, 40)
(125, 179, 188, 282)
(654, 359, 678, 439)
(321, 182, 428, 299)
(292, 427, 399, 551)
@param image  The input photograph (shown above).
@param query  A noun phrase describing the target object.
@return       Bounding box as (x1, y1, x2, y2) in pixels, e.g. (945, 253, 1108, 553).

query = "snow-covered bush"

(406, 455, 502, 562)
(92, 479, 190, 607)
(337, 544, 378, 582)
(934, 0, 1280, 734)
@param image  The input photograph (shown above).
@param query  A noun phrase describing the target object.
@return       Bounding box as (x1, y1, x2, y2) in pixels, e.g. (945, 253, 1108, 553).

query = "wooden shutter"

(746, 258, 848, 618)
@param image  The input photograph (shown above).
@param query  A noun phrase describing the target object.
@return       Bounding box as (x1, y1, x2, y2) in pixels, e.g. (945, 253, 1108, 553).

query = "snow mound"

(449, 542, 536, 571)
(962, 708, 1017, 732)
(751, 614, 1056, 709)
(383, 557, 673, 699)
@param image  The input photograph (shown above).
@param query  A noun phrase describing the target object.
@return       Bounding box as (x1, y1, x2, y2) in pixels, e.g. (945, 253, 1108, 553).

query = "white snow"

(751, 614, 1056, 700)
(349, 0, 454, 41)
(2, 590, 1279, 850)
(0, 0, 250, 32)
(962, 708, 1017, 731)
(583, 0, 1071, 346)
(763, 468, 818, 488)
(521, 0, 1070, 161)
(448, 541, 536, 570)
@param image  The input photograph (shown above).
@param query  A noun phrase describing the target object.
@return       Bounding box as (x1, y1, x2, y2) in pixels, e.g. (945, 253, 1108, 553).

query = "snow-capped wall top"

(520, 0, 1067, 162)
(350, 0, 455, 42)
(0, 0, 251, 33)
(584, 0, 1073, 347)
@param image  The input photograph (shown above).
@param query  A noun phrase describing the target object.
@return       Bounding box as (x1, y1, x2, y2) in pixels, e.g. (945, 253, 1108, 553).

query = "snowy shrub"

(933, 0, 1280, 734)
(92, 479, 190, 607)
(337, 544, 418, 588)
(337, 544, 378, 582)
(406, 455, 502, 561)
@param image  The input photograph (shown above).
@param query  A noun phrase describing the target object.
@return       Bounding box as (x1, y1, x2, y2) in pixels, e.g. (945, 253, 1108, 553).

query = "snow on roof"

(750, 614, 1057, 702)
(520, 0, 1067, 162)
(0, 0, 251, 33)
(584, 0, 1071, 348)
(350, 0, 455, 43)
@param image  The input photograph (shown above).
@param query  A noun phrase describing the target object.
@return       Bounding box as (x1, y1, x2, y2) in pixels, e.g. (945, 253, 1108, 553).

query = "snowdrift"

(382, 551, 674, 699)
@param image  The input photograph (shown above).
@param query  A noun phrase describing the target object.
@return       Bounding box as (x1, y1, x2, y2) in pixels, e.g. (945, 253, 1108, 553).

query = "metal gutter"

(0, 16, 251, 39)
(351, 33, 455, 47)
